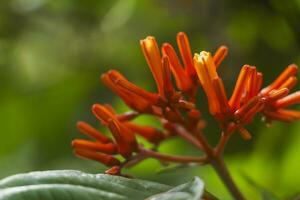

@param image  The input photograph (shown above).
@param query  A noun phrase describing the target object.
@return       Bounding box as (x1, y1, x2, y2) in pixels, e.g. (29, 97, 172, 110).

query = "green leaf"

(146, 177, 204, 200)
(0, 170, 205, 200)
(243, 174, 279, 200)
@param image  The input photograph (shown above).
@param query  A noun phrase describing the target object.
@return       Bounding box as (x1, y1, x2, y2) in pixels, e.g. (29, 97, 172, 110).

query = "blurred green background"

(0, 0, 300, 199)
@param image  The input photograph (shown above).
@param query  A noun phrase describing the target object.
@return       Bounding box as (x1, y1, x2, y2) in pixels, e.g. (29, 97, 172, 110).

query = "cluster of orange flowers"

(71, 32, 300, 174)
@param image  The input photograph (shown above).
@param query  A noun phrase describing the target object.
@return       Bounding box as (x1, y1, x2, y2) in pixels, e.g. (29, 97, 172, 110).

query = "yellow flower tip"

(194, 52, 220, 115)
(140, 36, 157, 52)
(199, 50, 210, 58)
(193, 53, 201, 62)
(202, 52, 218, 78)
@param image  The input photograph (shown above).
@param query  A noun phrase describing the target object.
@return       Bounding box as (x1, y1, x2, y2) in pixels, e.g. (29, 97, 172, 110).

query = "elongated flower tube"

(108, 119, 137, 158)
(213, 77, 230, 115)
(140, 36, 165, 97)
(229, 65, 252, 111)
(73, 120, 121, 166)
(76, 121, 111, 143)
(72, 139, 117, 154)
(273, 91, 300, 108)
(213, 45, 228, 68)
(74, 149, 120, 167)
(262, 64, 298, 94)
(194, 51, 221, 115)
(260, 65, 300, 123)
(101, 70, 161, 112)
(124, 122, 165, 143)
(162, 43, 193, 93)
(161, 56, 175, 99)
(92, 104, 138, 157)
(177, 32, 196, 80)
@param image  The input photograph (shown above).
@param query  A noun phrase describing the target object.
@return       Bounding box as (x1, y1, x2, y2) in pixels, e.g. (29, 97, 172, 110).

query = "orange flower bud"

(108, 119, 137, 158)
(140, 36, 164, 97)
(194, 52, 220, 115)
(177, 99, 196, 110)
(101, 72, 138, 109)
(262, 64, 298, 94)
(177, 32, 196, 79)
(245, 66, 258, 101)
(274, 91, 300, 108)
(253, 72, 263, 97)
(74, 149, 120, 166)
(229, 65, 251, 111)
(279, 77, 297, 90)
(241, 98, 265, 123)
(162, 43, 193, 92)
(266, 88, 289, 102)
(72, 139, 117, 154)
(162, 56, 175, 98)
(238, 127, 252, 140)
(213, 45, 228, 68)
(105, 166, 121, 175)
(117, 111, 139, 121)
(92, 104, 116, 124)
(105, 70, 155, 111)
(124, 122, 164, 143)
(212, 77, 230, 114)
(264, 109, 300, 122)
(234, 96, 259, 119)
(76, 121, 111, 143)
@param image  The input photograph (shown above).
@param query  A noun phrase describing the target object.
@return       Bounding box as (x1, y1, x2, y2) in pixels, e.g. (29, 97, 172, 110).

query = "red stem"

(138, 147, 207, 164)
(211, 155, 245, 200)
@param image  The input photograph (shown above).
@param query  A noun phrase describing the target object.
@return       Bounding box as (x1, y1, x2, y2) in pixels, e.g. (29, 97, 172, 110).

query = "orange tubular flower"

(72, 139, 117, 154)
(123, 122, 165, 143)
(92, 104, 138, 158)
(229, 65, 252, 111)
(162, 43, 193, 93)
(177, 32, 196, 80)
(261, 64, 298, 94)
(108, 119, 137, 158)
(92, 103, 116, 124)
(273, 91, 300, 108)
(161, 56, 175, 98)
(101, 70, 160, 113)
(193, 50, 300, 138)
(212, 77, 230, 115)
(194, 51, 221, 115)
(74, 149, 120, 167)
(261, 64, 300, 123)
(140, 36, 165, 97)
(76, 121, 111, 143)
(213, 45, 228, 69)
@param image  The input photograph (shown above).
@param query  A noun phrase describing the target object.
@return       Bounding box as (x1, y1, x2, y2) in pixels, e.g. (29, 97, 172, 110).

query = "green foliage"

(0, 170, 204, 200)
(147, 177, 204, 200)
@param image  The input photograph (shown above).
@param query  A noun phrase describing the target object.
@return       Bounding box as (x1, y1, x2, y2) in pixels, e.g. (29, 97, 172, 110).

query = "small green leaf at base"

(146, 177, 204, 200)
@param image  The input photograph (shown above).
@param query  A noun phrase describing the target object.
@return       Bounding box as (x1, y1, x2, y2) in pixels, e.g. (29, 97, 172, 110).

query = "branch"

(138, 147, 207, 164)
(173, 124, 204, 151)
